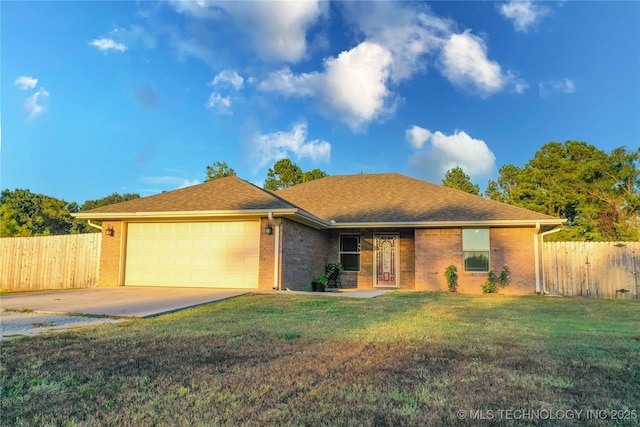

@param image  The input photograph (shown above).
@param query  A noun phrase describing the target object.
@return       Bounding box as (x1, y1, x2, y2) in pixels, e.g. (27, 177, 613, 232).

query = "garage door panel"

(125, 221, 259, 288)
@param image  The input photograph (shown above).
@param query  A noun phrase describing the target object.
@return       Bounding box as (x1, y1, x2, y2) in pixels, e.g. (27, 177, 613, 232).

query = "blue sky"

(3, 1, 639, 204)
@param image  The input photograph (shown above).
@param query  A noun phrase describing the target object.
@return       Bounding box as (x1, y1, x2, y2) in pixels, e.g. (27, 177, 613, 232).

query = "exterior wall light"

(265, 223, 273, 235)
(105, 225, 115, 237)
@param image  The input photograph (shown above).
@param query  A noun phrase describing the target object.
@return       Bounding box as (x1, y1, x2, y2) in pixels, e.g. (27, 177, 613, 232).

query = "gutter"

(328, 219, 565, 229)
(87, 220, 102, 231)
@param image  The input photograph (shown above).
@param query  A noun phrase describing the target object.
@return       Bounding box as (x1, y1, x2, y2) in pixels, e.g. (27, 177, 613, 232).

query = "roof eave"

(72, 208, 332, 229)
(327, 219, 566, 228)
(72, 208, 301, 220)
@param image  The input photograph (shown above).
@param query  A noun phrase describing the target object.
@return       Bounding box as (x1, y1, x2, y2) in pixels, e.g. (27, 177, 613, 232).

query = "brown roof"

(275, 173, 558, 223)
(77, 173, 561, 225)
(78, 176, 294, 216)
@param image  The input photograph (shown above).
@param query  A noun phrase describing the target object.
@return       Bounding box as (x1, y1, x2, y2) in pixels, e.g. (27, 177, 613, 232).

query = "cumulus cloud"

(258, 3, 524, 130)
(407, 126, 496, 182)
(539, 78, 576, 97)
(169, 0, 326, 63)
(259, 41, 394, 131)
(406, 125, 432, 149)
(14, 76, 38, 90)
(90, 38, 128, 52)
(205, 93, 232, 114)
(341, 2, 450, 83)
(25, 88, 50, 120)
(247, 121, 331, 170)
(210, 70, 244, 90)
(438, 30, 526, 97)
(499, 1, 550, 33)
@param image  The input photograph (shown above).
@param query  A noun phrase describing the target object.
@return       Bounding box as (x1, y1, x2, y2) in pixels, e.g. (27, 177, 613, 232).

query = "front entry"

(374, 234, 399, 288)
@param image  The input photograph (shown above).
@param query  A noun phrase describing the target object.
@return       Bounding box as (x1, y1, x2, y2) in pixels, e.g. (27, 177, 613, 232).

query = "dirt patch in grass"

(2, 293, 639, 426)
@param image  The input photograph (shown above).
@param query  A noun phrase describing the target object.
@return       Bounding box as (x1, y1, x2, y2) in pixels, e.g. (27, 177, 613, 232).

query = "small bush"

(481, 265, 511, 294)
(444, 265, 458, 292)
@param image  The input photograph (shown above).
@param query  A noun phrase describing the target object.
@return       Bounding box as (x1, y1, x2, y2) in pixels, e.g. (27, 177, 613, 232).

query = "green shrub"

(444, 265, 458, 292)
(481, 266, 511, 294)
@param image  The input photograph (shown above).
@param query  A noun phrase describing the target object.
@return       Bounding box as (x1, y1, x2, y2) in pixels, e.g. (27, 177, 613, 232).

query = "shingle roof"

(79, 176, 294, 216)
(77, 173, 560, 225)
(274, 173, 558, 223)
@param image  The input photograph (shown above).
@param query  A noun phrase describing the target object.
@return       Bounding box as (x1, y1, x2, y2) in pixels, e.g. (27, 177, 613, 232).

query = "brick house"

(74, 173, 565, 294)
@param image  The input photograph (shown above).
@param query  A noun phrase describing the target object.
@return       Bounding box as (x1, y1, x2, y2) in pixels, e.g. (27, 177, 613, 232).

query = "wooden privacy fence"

(543, 241, 640, 299)
(0, 233, 101, 291)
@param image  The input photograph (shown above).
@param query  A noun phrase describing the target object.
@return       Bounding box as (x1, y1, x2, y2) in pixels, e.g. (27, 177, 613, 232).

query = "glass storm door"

(374, 234, 399, 288)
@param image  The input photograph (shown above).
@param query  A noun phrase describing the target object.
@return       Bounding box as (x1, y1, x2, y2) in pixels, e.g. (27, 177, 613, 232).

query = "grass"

(1, 292, 639, 426)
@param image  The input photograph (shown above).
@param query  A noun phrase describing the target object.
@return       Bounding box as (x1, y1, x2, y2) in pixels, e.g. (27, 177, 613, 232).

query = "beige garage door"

(125, 221, 259, 288)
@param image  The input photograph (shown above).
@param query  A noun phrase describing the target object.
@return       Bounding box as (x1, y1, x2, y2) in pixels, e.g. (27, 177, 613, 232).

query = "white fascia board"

(72, 208, 300, 220)
(327, 219, 566, 228)
(72, 208, 332, 229)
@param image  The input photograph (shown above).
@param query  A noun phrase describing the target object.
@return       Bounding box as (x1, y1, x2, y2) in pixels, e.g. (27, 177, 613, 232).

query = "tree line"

(2, 141, 638, 241)
(0, 158, 326, 237)
(441, 141, 639, 241)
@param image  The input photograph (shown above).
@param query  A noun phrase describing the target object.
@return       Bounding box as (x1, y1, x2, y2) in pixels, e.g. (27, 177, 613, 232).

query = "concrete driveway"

(0, 287, 250, 318)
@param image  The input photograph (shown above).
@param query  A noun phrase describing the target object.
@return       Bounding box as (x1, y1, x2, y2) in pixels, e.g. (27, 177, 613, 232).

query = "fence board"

(0, 234, 101, 291)
(543, 241, 640, 299)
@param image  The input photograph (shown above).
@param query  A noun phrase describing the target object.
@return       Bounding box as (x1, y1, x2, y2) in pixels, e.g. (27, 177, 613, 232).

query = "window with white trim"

(463, 229, 490, 272)
(339, 235, 360, 272)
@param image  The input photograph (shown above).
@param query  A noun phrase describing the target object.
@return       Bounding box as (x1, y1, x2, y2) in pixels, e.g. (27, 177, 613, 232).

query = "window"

(463, 229, 490, 272)
(340, 235, 361, 271)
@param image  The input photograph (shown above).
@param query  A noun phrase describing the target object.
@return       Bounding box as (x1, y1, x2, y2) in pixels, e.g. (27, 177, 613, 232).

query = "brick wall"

(327, 228, 415, 289)
(258, 217, 276, 290)
(98, 220, 123, 287)
(280, 218, 329, 291)
(415, 227, 538, 294)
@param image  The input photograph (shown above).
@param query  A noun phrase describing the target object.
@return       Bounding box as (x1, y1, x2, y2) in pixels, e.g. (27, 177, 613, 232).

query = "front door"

(374, 234, 399, 288)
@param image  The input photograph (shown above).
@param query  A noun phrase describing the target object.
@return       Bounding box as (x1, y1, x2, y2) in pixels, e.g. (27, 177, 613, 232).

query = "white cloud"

(321, 42, 394, 130)
(258, 67, 317, 97)
(141, 176, 200, 189)
(178, 179, 200, 188)
(499, 1, 550, 33)
(341, 2, 450, 83)
(90, 38, 127, 52)
(408, 127, 496, 182)
(406, 125, 432, 149)
(247, 121, 331, 170)
(438, 30, 524, 97)
(539, 78, 576, 97)
(257, 3, 524, 130)
(14, 76, 38, 90)
(259, 42, 394, 131)
(205, 93, 232, 114)
(25, 88, 50, 120)
(169, 0, 326, 63)
(210, 70, 244, 90)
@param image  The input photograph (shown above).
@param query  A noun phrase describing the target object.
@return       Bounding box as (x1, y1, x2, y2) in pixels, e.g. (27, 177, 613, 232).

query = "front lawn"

(1, 292, 639, 426)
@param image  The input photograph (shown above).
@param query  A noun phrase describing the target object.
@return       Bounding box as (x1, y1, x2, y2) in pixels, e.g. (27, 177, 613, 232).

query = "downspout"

(534, 222, 541, 294)
(274, 220, 282, 291)
(539, 226, 562, 294)
(269, 212, 282, 291)
(87, 220, 102, 231)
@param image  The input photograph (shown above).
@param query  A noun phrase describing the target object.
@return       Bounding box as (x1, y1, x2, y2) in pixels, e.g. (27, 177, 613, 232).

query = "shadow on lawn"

(1, 292, 639, 426)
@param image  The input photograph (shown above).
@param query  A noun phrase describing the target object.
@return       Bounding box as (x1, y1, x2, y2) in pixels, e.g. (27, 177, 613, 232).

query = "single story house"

(73, 173, 565, 294)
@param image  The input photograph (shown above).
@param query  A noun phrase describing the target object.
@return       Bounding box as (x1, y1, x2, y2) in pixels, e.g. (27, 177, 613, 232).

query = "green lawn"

(2, 292, 639, 426)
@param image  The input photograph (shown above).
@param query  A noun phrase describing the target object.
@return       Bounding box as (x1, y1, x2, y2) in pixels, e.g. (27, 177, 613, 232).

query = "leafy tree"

(442, 167, 480, 195)
(72, 193, 140, 233)
(0, 189, 75, 237)
(302, 168, 329, 183)
(264, 159, 328, 191)
(486, 141, 639, 241)
(205, 161, 236, 182)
